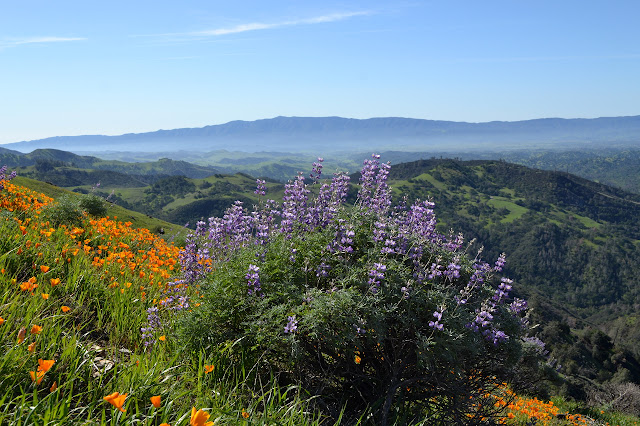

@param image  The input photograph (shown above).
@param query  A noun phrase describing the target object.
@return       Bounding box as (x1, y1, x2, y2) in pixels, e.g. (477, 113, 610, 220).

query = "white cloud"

(191, 11, 372, 36)
(0, 36, 86, 50)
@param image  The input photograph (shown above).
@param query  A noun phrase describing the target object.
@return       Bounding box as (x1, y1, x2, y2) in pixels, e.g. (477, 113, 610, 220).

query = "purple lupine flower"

(328, 220, 355, 254)
(429, 311, 444, 331)
(494, 253, 507, 272)
(372, 220, 387, 243)
(509, 298, 528, 314)
(329, 172, 350, 204)
(396, 199, 437, 243)
(444, 232, 464, 252)
(444, 261, 461, 280)
(309, 171, 349, 228)
(141, 306, 162, 348)
(254, 179, 266, 196)
(492, 277, 513, 303)
(368, 263, 387, 293)
(357, 154, 392, 213)
(284, 315, 298, 334)
(483, 329, 509, 346)
(357, 154, 380, 209)
(0, 165, 17, 190)
(400, 285, 410, 299)
(428, 261, 443, 280)
(381, 238, 396, 254)
(246, 264, 262, 296)
(469, 308, 494, 332)
(281, 173, 310, 237)
(371, 161, 392, 213)
(309, 157, 324, 183)
(523, 336, 548, 355)
(316, 262, 331, 278)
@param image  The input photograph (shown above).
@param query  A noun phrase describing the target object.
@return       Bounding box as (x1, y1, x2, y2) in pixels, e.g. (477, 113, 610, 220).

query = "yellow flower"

(150, 395, 162, 408)
(104, 392, 127, 412)
(190, 407, 214, 426)
(355, 355, 362, 364)
(30, 324, 43, 335)
(204, 364, 215, 374)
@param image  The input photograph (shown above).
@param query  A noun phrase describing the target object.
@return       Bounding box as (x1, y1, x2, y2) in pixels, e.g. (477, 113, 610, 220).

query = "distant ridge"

(4, 115, 640, 154)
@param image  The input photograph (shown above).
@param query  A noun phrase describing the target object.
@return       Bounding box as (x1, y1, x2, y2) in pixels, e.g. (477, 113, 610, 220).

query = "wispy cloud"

(0, 36, 86, 50)
(136, 11, 372, 41)
(194, 11, 371, 36)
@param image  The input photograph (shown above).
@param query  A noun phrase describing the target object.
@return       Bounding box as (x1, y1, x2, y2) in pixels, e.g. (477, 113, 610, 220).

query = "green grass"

(486, 197, 530, 223)
(414, 173, 446, 191)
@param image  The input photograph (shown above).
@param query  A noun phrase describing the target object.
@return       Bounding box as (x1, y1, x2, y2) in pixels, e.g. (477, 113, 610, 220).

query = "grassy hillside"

(385, 159, 640, 396)
(12, 176, 188, 241)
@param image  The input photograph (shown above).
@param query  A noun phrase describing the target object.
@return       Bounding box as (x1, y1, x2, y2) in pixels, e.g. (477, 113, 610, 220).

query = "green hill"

(385, 159, 640, 393)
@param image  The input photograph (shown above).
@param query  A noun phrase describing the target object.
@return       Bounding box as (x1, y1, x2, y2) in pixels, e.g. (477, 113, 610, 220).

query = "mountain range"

(4, 115, 640, 154)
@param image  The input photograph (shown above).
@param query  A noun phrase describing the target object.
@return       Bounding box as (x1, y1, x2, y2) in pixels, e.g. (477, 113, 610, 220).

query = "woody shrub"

(177, 156, 532, 425)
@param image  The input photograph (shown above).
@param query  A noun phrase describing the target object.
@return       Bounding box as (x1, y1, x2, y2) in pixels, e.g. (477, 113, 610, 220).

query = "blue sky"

(1, 0, 639, 144)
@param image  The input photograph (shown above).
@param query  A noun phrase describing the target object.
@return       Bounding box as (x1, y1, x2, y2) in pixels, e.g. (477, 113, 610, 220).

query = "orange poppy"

(30, 370, 46, 384)
(38, 359, 55, 373)
(40, 265, 50, 273)
(104, 392, 127, 412)
(150, 395, 161, 408)
(41, 293, 49, 300)
(190, 407, 214, 426)
(28, 342, 36, 353)
(30, 324, 43, 335)
(204, 364, 214, 374)
(61, 306, 71, 313)
(158, 335, 166, 341)
(50, 278, 61, 286)
(50, 381, 57, 392)
(0, 317, 4, 326)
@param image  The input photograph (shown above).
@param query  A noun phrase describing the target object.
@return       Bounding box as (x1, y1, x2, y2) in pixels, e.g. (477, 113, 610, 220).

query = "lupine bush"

(177, 155, 534, 425)
(0, 165, 17, 190)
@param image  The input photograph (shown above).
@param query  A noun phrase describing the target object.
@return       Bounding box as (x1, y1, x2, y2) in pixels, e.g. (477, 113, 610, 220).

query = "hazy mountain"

(4, 115, 640, 154)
